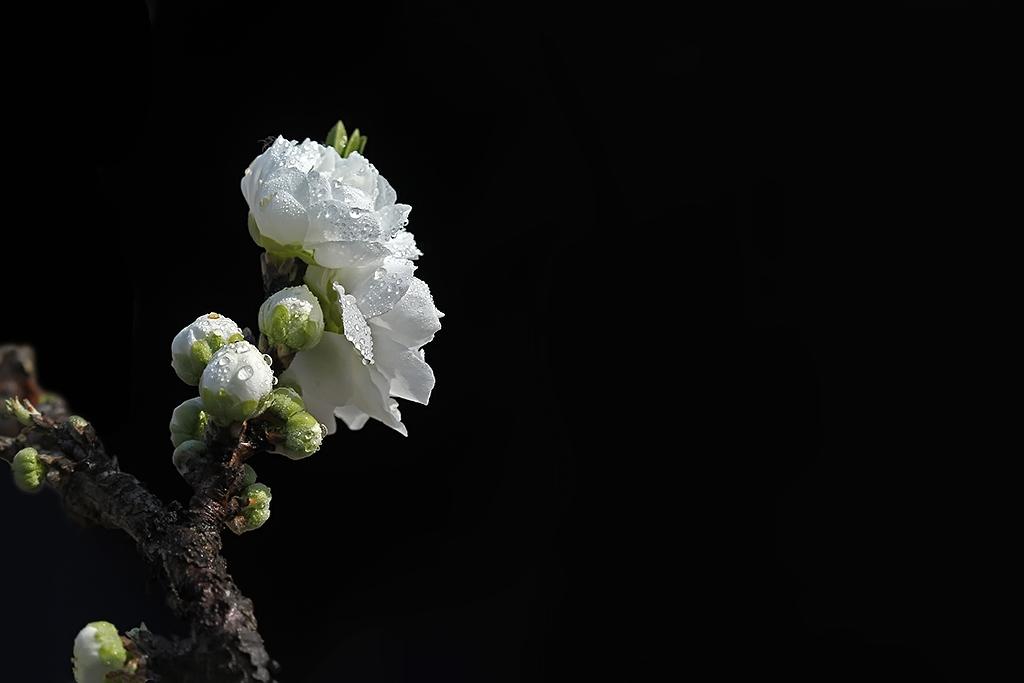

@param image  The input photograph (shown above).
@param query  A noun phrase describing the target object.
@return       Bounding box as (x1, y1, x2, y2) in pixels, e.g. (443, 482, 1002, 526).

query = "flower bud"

(228, 482, 272, 535)
(12, 447, 46, 493)
(171, 313, 244, 385)
(172, 439, 206, 475)
(169, 397, 209, 447)
(73, 621, 126, 683)
(264, 387, 306, 421)
(199, 341, 275, 423)
(281, 410, 324, 460)
(258, 285, 324, 352)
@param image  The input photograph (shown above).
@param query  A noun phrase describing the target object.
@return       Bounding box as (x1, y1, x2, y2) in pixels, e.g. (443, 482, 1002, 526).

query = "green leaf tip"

(326, 120, 348, 156)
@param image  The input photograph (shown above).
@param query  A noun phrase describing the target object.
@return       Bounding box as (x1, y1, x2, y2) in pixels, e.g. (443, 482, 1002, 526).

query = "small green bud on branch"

(12, 447, 46, 493)
(227, 482, 273, 535)
(73, 621, 127, 683)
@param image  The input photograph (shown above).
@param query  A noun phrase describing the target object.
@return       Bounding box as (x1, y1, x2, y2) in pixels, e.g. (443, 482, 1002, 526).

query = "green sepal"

(191, 339, 213, 366)
(87, 621, 127, 668)
(244, 482, 272, 508)
(283, 410, 324, 458)
(325, 120, 348, 156)
(200, 387, 261, 424)
(358, 135, 368, 154)
(264, 387, 306, 422)
(343, 128, 362, 157)
(242, 504, 270, 530)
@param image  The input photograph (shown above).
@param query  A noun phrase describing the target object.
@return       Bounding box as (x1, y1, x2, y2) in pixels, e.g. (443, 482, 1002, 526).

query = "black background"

(1, 1, 1010, 681)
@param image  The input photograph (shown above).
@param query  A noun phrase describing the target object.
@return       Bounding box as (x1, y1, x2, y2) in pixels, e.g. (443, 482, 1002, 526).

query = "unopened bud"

(171, 313, 244, 385)
(72, 621, 126, 683)
(169, 397, 209, 448)
(228, 482, 272, 535)
(258, 285, 324, 352)
(12, 447, 46, 493)
(172, 440, 206, 475)
(280, 410, 324, 460)
(199, 341, 275, 423)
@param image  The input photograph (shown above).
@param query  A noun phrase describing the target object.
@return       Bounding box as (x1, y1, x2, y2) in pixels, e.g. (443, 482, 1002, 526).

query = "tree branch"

(1, 345, 277, 682)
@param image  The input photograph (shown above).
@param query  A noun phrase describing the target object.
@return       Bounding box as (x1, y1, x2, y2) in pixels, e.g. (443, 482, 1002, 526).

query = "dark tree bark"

(0, 256, 305, 682)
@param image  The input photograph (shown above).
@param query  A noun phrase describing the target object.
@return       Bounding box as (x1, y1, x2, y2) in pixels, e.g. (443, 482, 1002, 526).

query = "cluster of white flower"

(166, 126, 440, 474)
(241, 135, 442, 436)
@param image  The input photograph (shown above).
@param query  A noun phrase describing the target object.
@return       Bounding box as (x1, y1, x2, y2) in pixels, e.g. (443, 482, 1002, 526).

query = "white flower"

(171, 313, 243, 385)
(199, 341, 275, 423)
(282, 264, 442, 436)
(258, 285, 324, 351)
(241, 136, 416, 269)
(73, 621, 126, 683)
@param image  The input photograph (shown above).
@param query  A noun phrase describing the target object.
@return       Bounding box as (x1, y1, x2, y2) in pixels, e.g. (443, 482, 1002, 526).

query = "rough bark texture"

(0, 254, 305, 683)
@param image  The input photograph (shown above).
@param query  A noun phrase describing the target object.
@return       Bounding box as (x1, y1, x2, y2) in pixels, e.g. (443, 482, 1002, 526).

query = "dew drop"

(217, 355, 231, 366)
(262, 354, 273, 366)
(236, 365, 254, 381)
(271, 377, 279, 386)
(319, 423, 328, 436)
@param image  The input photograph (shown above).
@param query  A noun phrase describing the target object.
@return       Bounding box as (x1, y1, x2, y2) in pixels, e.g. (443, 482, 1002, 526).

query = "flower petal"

(333, 283, 374, 363)
(372, 331, 435, 404)
(377, 203, 411, 240)
(373, 277, 442, 348)
(334, 405, 370, 430)
(281, 332, 406, 436)
(375, 174, 397, 209)
(310, 240, 390, 269)
(349, 256, 415, 319)
(252, 167, 310, 245)
(307, 199, 383, 243)
(384, 230, 422, 260)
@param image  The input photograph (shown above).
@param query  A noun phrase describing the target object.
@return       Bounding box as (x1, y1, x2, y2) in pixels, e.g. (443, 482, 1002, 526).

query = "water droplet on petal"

(271, 377, 279, 385)
(236, 365, 254, 381)
(262, 354, 273, 366)
(320, 424, 328, 436)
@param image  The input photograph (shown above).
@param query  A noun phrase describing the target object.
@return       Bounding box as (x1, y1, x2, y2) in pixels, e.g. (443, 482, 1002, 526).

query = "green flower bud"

(281, 410, 324, 460)
(228, 482, 272, 535)
(169, 397, 209, 448)
(199, 341, 275, 424)
(258, 285, 325, 352)
(67, 415, 90, 432)
(12, 447, 46, 493)
(171, 313, 244, 385)
(264, 387, 306, 421)
(245, 482, 272, 509)
(73, 621, 126, 683)
(172, 439, 207, 475)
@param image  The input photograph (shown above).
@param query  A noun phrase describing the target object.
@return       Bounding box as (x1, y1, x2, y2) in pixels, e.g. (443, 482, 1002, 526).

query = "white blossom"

(241, 136, 417, 270)
(282, 266, 442, 436)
